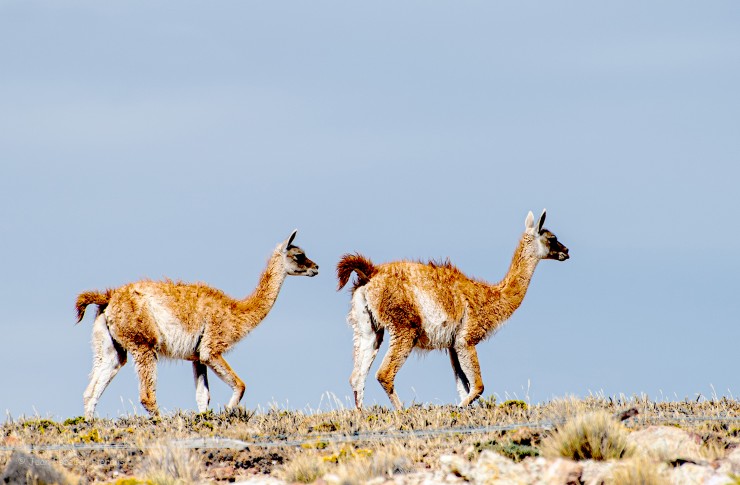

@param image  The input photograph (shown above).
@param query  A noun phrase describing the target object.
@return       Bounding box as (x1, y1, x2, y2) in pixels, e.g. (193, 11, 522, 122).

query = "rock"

(439, 454, 474, 480)
(1, 451, 70, 485)
(668, 462, 729, 485)
(580, 460, 617, 485)
(722, 447, 740, 475)
(541, 458, 582, 485)
(627, 425, 705, 464)
(471, 450, 525, 483)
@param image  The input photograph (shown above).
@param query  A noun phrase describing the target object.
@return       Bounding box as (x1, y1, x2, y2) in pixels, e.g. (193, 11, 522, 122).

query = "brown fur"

(338, 211, 569, 409)
(77, 231, 318, 418)
(336, 253, 377, 291)
(76, 290, 112, 323)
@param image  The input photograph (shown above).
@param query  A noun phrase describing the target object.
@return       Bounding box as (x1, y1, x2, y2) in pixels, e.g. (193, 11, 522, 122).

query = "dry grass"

(1, 396, 739, 483)
(608, 457, 668, 485)
(540, 410, 634, 461)
(138, 441, 203, 485)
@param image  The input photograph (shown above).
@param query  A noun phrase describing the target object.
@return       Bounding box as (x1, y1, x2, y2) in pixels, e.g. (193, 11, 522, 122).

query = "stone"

(439, 454, 474, 480)
(627, 425, 704, 463)
(1, 451, 70, 485)
(668, 462, 728, 485)
(541, 458, 583, 485)
(580, 460, 617, 485)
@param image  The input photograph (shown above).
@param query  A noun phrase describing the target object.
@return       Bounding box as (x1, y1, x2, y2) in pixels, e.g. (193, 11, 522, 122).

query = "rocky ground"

(2, 396, 740, 484)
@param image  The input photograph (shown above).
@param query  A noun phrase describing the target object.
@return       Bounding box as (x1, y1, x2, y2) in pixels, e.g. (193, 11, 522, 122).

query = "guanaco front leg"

(454, 344, 484, 407)
(193, 361, 210, 412)
(204, 354, 245, 409)
(449, 347, 471, 404)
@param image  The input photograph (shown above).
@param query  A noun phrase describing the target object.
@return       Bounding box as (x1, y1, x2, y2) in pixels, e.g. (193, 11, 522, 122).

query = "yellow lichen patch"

(76, 428, 102, 443)
(301, 440, 329, 450)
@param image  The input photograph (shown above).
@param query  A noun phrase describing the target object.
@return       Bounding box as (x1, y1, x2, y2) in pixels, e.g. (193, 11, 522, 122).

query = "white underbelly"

(145, 296, 201, 359)
(414, 288, 459, 349)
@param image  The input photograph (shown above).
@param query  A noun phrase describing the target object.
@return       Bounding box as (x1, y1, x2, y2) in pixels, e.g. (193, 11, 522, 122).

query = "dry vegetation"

(2, 395, 740, 483)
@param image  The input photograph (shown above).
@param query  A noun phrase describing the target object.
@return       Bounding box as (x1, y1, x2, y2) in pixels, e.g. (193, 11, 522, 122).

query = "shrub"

(501, 400, 528, 411)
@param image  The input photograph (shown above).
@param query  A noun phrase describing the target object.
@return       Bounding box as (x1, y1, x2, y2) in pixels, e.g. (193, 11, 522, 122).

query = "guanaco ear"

(537, 209, 547, 234)
(283, 229, 298, 251)
(525, 211, 535, 232)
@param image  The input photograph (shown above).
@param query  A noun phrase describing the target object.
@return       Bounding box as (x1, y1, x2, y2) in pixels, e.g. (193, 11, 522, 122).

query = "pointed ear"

(537, 209, 547, 234)
(525, 211, 535, 231)
(283, 229, 298, 251)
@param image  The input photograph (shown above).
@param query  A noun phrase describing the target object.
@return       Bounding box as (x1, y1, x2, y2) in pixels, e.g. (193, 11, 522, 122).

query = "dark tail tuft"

(336, 253, 377, 291)
(75, 290, 112, 323)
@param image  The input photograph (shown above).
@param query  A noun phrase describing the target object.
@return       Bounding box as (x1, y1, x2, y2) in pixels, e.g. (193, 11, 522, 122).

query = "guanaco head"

(525, 209, 570, 261)
(281, 229, 319, 277)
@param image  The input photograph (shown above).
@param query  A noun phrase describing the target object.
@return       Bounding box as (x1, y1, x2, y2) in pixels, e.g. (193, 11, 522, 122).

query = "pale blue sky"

(1, 1, 739, 418)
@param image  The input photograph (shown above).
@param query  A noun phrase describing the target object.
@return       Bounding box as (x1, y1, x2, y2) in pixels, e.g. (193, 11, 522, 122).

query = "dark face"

(540, 229, 570, 261)
(285, 246, 319, 276)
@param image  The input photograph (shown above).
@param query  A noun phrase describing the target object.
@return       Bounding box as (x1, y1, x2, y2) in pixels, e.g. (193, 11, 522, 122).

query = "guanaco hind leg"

(375, 329, 416, 410)
(83, 314, 127, 419)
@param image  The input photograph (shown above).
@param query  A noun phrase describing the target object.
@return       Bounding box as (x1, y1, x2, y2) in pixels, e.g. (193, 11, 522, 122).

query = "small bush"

(541, 411, 634, 461)
(21, 419, 59, 433)
(501, 400, 528, 411)
(63, 416, 86, 426)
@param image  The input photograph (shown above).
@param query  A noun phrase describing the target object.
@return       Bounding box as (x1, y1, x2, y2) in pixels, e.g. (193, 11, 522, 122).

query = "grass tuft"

(279, 451, 327, 484)
(541, 411, 634, 461)
(608, 457, 668, 485)
(138, 441, 202, 485)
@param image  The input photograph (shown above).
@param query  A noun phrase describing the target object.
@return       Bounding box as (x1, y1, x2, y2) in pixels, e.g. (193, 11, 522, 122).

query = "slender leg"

(83, 314, 127, 420)
(204, 354, 245, 409)
(376, 331, 416, 410)
(193, 361, 210, 412)
(449, 347, 470, 404)
(131, 349, 159, 415)
(455, 344, 485, 407)
(348, 293, 384, 409)
(350, 325, 384, 409)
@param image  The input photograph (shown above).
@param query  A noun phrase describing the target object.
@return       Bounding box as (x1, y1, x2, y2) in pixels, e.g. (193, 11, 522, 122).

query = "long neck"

(477, 234, 540, 336)
(236, 247, 287, 335)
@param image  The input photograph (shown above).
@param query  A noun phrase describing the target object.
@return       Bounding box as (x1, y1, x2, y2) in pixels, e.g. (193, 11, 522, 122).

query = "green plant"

(63, 416, 86, 426)
(477, 395, 497, 409)
(474, 440, 540, 462)
(541, 411, 634, 461)
(501, 399, 528, 410)
(75, 428, 102, 443)
(21, 419, 59, 433)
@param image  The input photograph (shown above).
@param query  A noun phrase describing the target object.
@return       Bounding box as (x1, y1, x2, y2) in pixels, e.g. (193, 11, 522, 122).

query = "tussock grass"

(279, 450, 327, 483)
(541, 411, 634, 461)
(138, 441, 202, 485)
